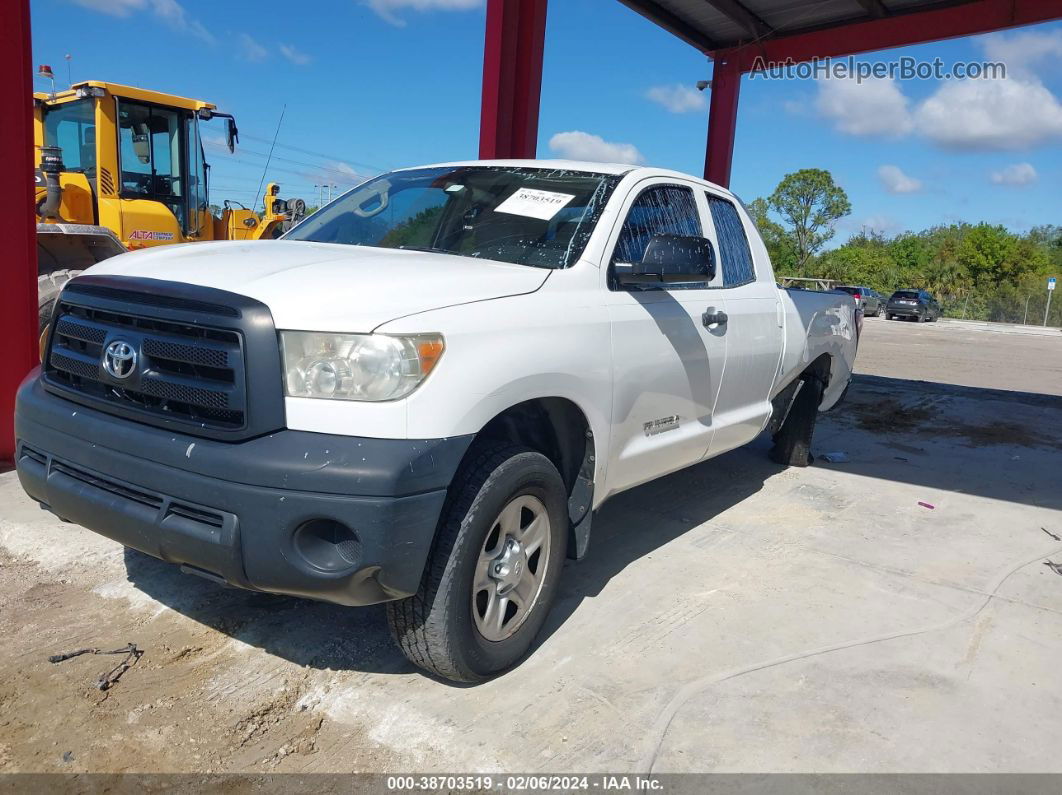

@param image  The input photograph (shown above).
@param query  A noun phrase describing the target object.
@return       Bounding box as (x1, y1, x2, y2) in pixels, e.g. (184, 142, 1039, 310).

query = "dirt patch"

(848, 398, 937, 434)
(841, 396, 1060, 449)
(0, 542, 395, 774)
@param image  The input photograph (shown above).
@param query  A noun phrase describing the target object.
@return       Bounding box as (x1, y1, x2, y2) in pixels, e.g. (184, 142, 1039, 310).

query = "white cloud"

(814, 77, 913, 137)
(299, 161, 373, 189)
(980, 29, 1062, 77)
(69, 0, 212, 41)
(364, 0, 482, 27)
(548, 131, 644, 165)
(645, 84, 706, 114)
(238, 33, 268, 62)
(877, 164, 923, 194)
(279, 44, 311, 66)
(202, 133, 229, 153)
(856, 214, 903, 237)
(989, 162, 1038, 186)
(70, 0, 143, 15)
(915, 77, 1062, 150)
(813, 58, 1062, 151)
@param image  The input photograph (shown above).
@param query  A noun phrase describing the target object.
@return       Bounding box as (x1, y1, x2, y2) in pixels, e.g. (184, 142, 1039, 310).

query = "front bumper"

(14, 373, 473, 606)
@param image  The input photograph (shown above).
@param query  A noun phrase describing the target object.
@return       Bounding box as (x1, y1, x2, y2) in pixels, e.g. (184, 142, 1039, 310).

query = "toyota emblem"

(102, 340, 137, 380)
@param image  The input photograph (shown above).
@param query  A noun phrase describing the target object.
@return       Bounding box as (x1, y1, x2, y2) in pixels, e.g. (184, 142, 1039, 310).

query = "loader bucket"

(37, 223, 127, 273)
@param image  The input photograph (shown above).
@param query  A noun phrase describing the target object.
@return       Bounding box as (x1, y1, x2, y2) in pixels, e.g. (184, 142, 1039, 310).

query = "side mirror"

(615, 234, 716, 286)
(225, 117, 238, 153)
(132, 133, 150, 164)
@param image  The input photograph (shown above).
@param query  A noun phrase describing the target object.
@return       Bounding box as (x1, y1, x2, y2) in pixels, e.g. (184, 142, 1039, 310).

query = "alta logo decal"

(128, 230, 175, 241)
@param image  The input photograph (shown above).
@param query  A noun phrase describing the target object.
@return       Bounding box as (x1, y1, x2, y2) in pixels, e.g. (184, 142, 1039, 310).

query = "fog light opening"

(293, 519, 362, 572)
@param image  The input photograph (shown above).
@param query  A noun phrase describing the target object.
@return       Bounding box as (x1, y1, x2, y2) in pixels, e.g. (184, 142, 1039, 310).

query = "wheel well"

(768, 353, 834, 435)
(473, 398, 592, 498)
(463, 398, 596, 559)
(804, 352, 833, 388)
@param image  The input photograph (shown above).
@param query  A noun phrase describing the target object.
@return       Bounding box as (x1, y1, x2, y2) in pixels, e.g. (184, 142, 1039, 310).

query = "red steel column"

(704, 50, 741, 188)
(479, 0, 548, 159)
(1, 0, 38, 465)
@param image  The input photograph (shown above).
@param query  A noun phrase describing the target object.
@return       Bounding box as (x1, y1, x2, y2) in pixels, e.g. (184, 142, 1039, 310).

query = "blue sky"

(31, 0, 1062, 243)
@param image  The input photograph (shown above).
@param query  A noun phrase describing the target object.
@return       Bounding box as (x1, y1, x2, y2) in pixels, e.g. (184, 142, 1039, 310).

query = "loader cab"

(35, 81, 219, 247)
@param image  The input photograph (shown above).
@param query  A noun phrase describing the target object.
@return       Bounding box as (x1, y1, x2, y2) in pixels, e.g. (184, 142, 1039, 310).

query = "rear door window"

(705, 193, 755, 286)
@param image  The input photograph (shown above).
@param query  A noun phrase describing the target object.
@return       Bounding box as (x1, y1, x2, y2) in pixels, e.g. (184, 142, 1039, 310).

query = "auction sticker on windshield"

(495, 188, 575, 221)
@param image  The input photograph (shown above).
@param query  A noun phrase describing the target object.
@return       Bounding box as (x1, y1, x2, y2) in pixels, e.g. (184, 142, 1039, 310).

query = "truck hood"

(85, 240, 550, 331)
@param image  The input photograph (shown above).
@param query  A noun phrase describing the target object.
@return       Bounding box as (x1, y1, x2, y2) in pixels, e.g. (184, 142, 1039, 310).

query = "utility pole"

(1024, 295, 1031, 325)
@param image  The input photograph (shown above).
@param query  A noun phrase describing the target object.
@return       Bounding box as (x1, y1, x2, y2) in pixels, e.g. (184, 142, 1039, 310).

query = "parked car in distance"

(837, 286, 885, 317)
(17, 159, 859, 683)
(886, 289, 942, 322)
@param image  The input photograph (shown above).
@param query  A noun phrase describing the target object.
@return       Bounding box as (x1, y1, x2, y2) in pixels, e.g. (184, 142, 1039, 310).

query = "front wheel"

(386, 443, 568, 682)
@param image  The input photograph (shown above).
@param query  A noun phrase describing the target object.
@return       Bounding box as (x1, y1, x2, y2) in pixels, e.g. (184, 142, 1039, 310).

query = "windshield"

(43, 98, 96, 176)
(836, 286, 861, 295)
(892, 291, 919, 299)
(284, 166, 621, 268)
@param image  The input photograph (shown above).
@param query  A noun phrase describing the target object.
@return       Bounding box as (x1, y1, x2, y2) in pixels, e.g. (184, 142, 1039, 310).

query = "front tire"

(386, 443, 568, 682)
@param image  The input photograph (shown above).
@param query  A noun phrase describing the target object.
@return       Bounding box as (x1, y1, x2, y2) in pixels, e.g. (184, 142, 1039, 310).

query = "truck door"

(700, 191, 784, 456)
(116, 99, 185, 248)
(603, 180, 727, 496)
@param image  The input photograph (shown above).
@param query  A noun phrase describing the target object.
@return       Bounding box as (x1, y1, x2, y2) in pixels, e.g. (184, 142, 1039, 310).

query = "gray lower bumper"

(14, 373, 473, 606)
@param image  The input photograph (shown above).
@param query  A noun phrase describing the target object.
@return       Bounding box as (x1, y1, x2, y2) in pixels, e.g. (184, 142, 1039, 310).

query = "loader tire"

(768, 375, 825, 468)
(38, 269, 80, 333)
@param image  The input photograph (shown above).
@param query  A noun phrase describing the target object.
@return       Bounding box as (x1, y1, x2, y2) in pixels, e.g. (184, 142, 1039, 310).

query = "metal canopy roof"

(618, 0, 997, 54)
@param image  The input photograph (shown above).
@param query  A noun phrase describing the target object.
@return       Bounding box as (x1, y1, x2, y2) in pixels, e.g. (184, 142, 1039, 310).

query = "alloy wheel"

(472, 494, 552, 642)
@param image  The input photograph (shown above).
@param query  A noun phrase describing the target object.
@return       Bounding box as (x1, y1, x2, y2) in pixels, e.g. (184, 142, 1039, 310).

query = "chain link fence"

(939, 287, 1060, 327)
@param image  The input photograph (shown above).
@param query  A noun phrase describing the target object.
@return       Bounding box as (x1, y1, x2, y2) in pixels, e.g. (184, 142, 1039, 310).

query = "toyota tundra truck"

(14, 161, 858, 682)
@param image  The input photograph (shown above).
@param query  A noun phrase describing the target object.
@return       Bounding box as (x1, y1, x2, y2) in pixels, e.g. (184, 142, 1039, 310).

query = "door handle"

(702, 308, 728, 328)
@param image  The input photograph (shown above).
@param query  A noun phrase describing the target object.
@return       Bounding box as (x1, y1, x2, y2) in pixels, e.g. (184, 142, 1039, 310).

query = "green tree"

(747, 197, 797, 273)
(768, 169, 852, 268)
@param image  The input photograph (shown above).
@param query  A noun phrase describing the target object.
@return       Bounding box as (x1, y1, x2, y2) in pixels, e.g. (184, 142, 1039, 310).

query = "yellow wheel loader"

(34, 80, 306, 329)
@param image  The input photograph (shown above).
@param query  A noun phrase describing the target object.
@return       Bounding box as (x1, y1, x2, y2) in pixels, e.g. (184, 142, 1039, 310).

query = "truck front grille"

(41, 275, 286, 441)
(46, 300, 246, 430)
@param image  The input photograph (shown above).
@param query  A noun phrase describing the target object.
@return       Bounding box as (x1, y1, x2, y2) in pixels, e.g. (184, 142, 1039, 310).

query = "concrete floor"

(1, 320, 1061, 774)
(855, 315, 1062, 397)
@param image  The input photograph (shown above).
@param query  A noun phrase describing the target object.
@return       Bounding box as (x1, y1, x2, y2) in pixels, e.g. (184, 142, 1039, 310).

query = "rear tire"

(768, 375, 824, 468)
(386, 443, 568, 682)
(38, 269, 81, 332)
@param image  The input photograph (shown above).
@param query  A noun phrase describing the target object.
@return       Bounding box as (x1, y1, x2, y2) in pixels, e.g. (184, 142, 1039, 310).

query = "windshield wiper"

(397, 245, 452, 255)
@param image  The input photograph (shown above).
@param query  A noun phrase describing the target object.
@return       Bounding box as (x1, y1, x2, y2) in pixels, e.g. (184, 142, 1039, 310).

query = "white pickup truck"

(15, 160, 857, 682)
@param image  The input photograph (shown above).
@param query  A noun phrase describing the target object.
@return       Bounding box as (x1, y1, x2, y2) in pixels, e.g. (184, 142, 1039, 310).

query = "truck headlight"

(280, 331, 444, 401)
